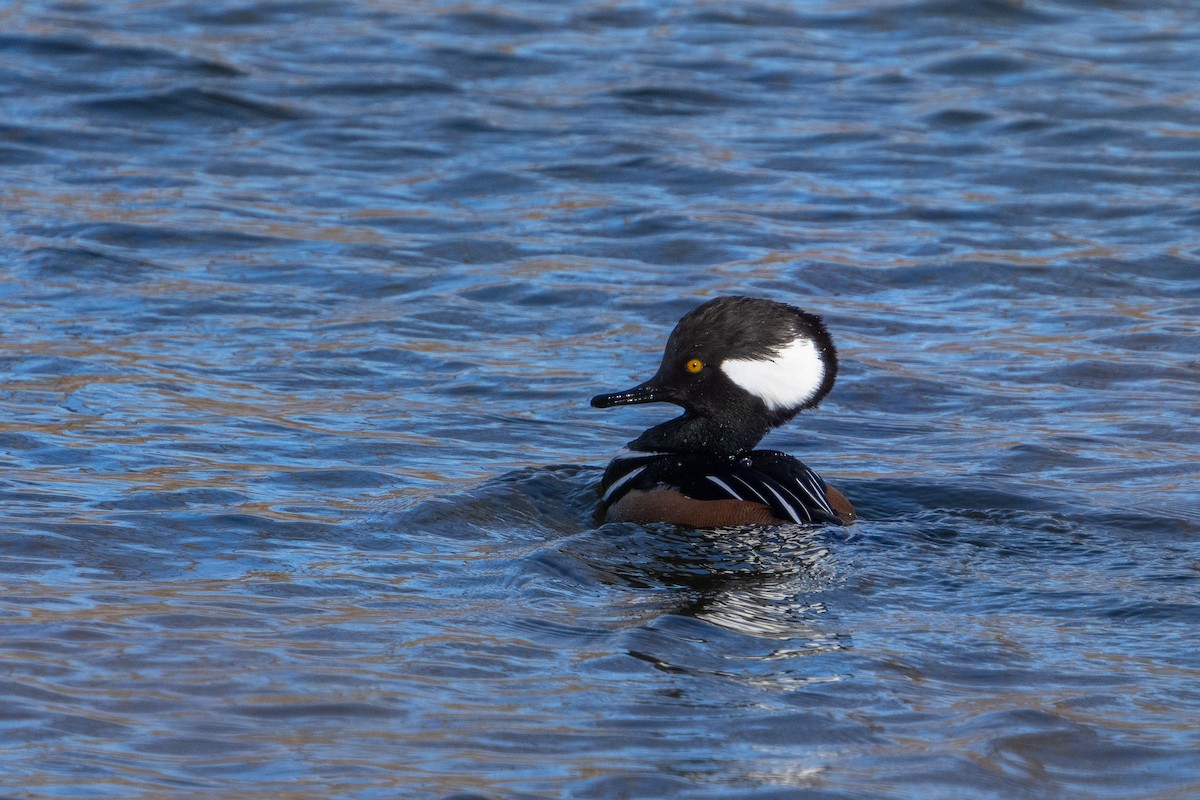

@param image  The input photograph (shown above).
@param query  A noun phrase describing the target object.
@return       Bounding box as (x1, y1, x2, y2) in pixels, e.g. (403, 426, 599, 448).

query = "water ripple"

(0, 0, 1198, 796)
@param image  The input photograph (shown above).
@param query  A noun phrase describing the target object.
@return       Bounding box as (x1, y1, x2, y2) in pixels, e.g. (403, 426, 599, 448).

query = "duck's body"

(591, 296, 854, 528)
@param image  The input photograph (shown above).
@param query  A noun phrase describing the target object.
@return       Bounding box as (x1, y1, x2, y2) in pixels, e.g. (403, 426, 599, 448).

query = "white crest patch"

(720, 337, 825, 412)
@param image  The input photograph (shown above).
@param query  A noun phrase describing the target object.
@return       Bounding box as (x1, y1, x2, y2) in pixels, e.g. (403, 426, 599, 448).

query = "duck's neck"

(627, 412, 771, 458)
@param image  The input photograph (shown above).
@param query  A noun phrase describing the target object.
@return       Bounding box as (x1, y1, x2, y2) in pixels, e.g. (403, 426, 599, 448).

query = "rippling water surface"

(2, 0, 1198, 797)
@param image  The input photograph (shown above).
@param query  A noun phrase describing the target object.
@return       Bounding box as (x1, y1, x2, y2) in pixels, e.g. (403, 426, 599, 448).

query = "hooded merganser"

(591, 296, 855, 527)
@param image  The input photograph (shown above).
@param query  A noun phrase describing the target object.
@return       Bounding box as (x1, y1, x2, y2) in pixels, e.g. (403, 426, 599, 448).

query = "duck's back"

(598, 449, 854, 527)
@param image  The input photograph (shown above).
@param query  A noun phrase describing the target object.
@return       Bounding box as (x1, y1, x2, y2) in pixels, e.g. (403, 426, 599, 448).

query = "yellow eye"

(685, 358, 704, 374)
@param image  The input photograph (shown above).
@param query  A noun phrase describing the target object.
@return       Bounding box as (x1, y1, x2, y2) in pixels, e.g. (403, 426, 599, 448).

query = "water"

(1, 0, 1198, 797)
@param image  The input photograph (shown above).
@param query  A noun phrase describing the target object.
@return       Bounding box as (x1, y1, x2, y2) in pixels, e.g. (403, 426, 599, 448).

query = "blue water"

(2, 1, 1198, 797)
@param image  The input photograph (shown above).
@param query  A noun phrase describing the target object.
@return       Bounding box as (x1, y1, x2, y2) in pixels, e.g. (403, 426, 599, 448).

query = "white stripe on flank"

(730, 475, 771, 506)
(784, 472, 834, 516)
(720, 337, 824, 412)
(706, 475, 744, 500)
(758, 481, 804, 524)
(602, 464, 648, 503)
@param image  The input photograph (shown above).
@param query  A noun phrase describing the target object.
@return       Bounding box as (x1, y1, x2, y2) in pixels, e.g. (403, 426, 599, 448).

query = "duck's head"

(591, 296, 839, 456)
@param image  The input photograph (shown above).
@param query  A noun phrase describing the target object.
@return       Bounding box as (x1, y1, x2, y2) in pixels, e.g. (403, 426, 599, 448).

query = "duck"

(591, 296, 855, 527)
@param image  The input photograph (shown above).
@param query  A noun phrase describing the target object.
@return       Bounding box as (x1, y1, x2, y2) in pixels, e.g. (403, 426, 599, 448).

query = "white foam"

(720, 337, 825, 412)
